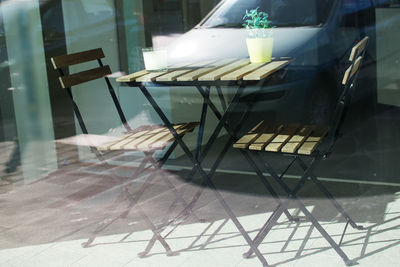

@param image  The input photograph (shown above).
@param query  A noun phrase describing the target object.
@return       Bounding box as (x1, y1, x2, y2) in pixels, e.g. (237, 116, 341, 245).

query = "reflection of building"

(0, 0, 219, 183)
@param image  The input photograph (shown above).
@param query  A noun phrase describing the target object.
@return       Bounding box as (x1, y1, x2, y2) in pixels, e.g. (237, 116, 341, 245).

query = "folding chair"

(51, 48, 199, 256)
(233, 37, 369, 266)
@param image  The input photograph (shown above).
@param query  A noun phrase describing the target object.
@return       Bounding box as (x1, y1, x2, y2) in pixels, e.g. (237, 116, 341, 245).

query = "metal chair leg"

(297, 157, 364, 230)
(339, 220, 350, 247)
(243, 201, 288, 258)
(240, 151, 299, 222)
(196, 85, 296, 222)
(136, 203, 179, 257)
(81, 153, 155, 247)
(244, 152, 357, 266)
(82, 143, 187, 255)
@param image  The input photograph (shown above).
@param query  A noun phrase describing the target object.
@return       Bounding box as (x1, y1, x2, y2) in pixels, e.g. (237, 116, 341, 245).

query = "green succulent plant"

(243, 7, 274, 38)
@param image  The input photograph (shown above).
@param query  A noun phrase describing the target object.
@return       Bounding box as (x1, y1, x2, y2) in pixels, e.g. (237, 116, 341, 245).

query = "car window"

(201, 0, 335, 28)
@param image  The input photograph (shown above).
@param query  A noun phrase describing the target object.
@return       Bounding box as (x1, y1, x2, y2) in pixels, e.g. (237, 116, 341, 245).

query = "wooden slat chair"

(233, 37, 369, 265)
(51, 48, 199, 256)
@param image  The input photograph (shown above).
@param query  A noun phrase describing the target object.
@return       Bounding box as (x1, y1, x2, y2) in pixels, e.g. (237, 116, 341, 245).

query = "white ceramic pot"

(246, 37, 274, 63)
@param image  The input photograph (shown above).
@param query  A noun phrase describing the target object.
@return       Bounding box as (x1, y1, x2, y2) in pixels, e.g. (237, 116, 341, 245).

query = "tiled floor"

(1, 199, 400, 267)
(1, 145, 400, 267)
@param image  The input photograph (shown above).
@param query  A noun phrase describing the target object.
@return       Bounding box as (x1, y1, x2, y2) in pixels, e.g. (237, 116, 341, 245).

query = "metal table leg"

(138, 84, 271, 266)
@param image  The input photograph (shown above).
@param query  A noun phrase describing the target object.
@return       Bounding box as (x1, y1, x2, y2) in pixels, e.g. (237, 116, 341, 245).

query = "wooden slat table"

(116, 58, 291, 83)
(115, 57, 292, 264)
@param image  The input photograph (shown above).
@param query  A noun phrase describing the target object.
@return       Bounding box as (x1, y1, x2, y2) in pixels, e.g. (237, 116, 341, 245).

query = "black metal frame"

(137, 83, 271, 265)
(55, 56, 199, 256)
(124, 42, 368, 265)
(235, 41, 369, 266)
(123, 66, 297, 265)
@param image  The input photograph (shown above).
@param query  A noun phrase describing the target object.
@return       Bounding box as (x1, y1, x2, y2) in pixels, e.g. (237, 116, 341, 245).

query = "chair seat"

(98, 122, 199, 151)
(233, 121, 329, 155)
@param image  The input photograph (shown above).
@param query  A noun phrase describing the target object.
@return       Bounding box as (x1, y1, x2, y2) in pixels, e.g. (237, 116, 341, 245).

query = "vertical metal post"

(216, 86, 227, 111)
(137, 84, 270, 266)
(196, 86, 210, 160)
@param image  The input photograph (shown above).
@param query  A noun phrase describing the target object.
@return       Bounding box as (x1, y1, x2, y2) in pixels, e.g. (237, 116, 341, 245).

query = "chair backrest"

(328, 36, 369, 148)
(51, 48, 131, 134)
(349, 36, 369, 62)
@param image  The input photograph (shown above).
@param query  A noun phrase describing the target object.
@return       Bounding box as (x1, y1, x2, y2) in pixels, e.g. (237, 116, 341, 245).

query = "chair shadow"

(73, 173, 400, 265)
(76, 211, 400, 266)
(271, 213, 400, 266)
(5, 150, 398, 265)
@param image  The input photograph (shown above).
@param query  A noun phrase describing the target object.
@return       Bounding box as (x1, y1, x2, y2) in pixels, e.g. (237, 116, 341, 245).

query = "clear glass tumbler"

(142, 48, 168, 72)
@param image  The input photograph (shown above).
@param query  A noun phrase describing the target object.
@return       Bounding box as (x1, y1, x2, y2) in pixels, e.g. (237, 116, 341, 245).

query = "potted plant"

(243, 7, 275, 63)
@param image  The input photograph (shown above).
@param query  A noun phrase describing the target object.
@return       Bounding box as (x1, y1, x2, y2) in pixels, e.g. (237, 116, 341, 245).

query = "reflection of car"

(167, 0, 381, 124)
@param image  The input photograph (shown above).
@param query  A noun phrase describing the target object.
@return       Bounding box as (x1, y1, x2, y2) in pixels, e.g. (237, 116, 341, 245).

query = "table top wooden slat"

(117, 63, 189, 82)
(243, 60, 290, 80)
(116, 70, 148, 82)
(155, 60, 215, 82)
(198, 59, 250, 81)
(156, 68, 197, 82)
(116, 58, 291, 83)
(136, 71, 172, 82)
(176, 59, 235, 81)
(220, 62, 266, 81)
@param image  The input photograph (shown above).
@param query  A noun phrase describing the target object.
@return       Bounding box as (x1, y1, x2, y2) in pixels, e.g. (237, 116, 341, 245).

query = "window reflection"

(202, 0, 335, 28)
(0, 1, 399, 266)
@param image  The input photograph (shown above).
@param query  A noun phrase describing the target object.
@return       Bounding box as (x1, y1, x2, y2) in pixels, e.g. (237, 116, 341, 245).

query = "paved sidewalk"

(1, 148, 399, 267)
